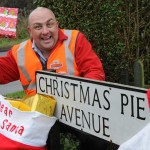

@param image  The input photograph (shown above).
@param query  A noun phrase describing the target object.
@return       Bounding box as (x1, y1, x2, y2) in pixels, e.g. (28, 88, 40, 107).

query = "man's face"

(28, 8, 59, 51)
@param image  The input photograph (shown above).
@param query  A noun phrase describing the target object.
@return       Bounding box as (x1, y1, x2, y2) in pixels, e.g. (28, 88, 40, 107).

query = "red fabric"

(0, 29, 105, 84)
(0, 50, 19, 83)
(0, 133, 46, 150)
(75, 32, 105, 80)
(147, 89, 150, 108)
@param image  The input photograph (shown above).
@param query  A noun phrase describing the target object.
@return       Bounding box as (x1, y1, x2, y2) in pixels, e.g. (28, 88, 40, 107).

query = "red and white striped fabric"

(0, 95, 57, 150)
(0, 7, 18, 38)
(147, 89, 150, 108)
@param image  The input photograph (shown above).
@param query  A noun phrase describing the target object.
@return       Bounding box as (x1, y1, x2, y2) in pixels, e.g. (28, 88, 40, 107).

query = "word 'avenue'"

(60, 104, 110, 137)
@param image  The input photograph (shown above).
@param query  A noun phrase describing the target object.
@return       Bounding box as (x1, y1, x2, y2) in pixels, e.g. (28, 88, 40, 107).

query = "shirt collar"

(32, 40, 38, 52)
(32, 40, 47, 63)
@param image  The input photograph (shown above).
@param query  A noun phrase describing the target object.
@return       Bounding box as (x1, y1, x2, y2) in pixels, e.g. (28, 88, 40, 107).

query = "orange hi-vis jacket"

(12, 29, 80, 95)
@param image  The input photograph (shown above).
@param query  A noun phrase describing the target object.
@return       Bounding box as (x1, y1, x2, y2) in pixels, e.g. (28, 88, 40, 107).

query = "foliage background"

(0, 0, 150, 85)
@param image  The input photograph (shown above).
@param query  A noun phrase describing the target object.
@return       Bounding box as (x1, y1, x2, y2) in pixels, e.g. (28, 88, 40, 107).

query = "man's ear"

(56, 21, 59, 28)
(27, 26, 32, 37)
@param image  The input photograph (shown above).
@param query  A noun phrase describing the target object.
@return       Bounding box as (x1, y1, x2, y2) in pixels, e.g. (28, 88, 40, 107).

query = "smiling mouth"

(42, 36, 52, 43)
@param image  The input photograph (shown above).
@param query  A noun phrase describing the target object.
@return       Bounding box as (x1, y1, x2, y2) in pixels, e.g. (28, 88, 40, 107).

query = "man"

(0, 7, 107, 150)
(0, 7, 105, 95)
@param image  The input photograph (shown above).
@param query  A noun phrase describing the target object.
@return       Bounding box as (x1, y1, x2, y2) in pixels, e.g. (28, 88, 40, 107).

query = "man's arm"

(75, 32, 105, 80)
(0, 50, 20, 84)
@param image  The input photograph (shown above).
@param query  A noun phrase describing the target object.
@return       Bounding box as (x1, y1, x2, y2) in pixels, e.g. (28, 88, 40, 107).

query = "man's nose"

(42, 26, 49, 34)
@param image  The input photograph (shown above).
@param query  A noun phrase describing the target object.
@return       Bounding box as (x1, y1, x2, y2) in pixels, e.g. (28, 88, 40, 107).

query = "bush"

(16, 16, 29, 39)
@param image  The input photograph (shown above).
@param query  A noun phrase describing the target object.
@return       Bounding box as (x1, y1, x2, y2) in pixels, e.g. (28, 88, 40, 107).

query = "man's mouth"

(42, 36, 52, 43)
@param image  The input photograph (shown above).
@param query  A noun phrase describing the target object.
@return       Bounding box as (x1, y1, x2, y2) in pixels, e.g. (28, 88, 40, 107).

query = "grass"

(4, 90, 26, 99)
(0, 38, 28, 49)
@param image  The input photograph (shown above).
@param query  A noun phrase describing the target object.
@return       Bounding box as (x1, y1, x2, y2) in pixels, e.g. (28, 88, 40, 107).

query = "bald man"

(0, 7, 105, 95)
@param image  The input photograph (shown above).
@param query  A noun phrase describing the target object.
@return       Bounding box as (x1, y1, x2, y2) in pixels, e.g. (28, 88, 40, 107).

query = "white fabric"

(118, 123, 150, 150)
(0, 95, 57, 147)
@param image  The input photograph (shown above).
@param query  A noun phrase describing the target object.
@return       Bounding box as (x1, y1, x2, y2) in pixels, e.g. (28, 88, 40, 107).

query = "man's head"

(27, 7, 59, 51)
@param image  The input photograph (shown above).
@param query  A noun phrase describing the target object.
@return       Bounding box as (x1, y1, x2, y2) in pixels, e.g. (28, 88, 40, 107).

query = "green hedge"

(33, 0, 150, 85)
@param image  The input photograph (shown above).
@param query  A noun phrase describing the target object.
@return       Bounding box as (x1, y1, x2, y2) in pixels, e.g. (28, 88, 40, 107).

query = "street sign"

(36, 71, 149, 145)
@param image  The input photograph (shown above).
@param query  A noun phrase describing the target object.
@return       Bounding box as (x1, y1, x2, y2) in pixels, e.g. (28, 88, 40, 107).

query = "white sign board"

(36, 71, 149, 145)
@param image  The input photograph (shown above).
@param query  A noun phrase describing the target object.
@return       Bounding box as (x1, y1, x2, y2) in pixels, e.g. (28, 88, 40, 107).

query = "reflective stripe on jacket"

(12, 29, 80, 95)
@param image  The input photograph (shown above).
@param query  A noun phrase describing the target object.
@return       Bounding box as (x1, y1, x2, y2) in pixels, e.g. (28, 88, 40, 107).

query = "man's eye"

(47, 22, 54, 28)
(47, 23, 52, 28)
(34, 26, 42, 30)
